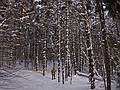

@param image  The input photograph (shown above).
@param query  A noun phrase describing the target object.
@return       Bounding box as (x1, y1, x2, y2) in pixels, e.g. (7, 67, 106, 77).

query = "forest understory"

(0, 0, 120, 90)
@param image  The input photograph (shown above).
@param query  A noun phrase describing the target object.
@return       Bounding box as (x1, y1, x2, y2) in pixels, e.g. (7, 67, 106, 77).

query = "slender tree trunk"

(57, 1, 61, 82)
(96, 0, 111, 90)
(81, 0, 95, 89)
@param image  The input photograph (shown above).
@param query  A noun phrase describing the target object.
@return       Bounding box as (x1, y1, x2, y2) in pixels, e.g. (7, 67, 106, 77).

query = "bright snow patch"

(36, 5, 43, 9)
(34, 0, 41, 2)
(0, 70, 117, 90)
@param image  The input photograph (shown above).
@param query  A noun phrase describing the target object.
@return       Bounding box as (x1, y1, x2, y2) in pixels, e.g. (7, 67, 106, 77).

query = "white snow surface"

(0, 62, 118, 90)
(34, 0, 41, 2)
(0, 69, 117, 90)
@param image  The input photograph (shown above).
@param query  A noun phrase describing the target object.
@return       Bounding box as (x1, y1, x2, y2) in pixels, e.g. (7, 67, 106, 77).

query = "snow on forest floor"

(0, 70, 118, 90)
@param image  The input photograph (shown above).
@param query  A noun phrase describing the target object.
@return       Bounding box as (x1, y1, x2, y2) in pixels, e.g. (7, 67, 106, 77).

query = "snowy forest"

(0, 0, 120, 90)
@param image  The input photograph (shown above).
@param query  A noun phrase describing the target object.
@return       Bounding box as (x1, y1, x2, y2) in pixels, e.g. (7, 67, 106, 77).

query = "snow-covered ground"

(0, 70, 117, 90)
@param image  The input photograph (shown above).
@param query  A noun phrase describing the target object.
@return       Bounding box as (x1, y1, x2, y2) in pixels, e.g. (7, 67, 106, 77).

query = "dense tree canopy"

(0, 0, 120, 90)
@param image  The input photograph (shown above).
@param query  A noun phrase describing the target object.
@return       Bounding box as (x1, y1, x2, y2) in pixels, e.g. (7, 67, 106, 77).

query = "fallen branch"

(76, 71, 103, 81)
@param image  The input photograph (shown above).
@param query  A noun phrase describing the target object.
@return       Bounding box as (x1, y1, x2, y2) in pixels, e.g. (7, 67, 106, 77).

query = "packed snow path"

(0, 70, 117, 90)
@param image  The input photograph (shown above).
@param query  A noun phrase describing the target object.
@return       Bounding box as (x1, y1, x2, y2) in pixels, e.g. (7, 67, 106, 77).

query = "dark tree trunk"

(81, 0, 95, 89)
(96, 0, 111, 90)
